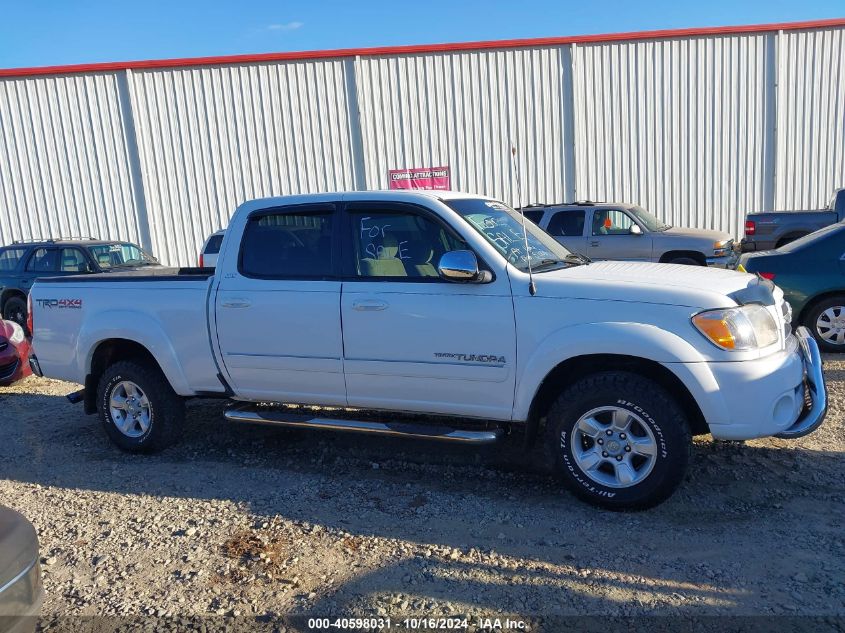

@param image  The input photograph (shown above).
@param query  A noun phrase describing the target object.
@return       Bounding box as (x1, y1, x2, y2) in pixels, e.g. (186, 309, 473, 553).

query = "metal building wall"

(0, 72, 142, 247)
(127, 60, 359, 266)
(572, 33, 774, 238)
(355, 46, 575, 209)
(775, 27, 845, 211)
(0, 23, 843, 265)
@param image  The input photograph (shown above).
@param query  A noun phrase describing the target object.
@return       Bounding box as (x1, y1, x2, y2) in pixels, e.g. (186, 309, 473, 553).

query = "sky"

(0, 0, 843, 69)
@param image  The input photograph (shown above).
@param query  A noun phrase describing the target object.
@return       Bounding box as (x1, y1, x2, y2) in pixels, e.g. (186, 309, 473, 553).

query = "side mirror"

(438, 250, 492, 283)
(629, 224, 643, 236)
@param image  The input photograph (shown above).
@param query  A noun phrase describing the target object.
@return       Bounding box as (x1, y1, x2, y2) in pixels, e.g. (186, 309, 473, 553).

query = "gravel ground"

(1, 358, 844, 631)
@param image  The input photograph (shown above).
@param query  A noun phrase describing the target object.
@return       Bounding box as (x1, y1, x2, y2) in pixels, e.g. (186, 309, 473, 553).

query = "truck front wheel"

(544, 371, 691, 510)
(96, 360, 185, 453)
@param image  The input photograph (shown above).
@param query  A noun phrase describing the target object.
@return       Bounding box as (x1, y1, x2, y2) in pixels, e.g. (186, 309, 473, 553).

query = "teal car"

(739, 223, 845, 352)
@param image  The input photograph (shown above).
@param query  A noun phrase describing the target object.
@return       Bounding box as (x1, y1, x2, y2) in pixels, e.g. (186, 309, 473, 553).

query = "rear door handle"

(221, 299, 251, 309)
(589, 241, 600, 247)
(352, 299, 388, 311)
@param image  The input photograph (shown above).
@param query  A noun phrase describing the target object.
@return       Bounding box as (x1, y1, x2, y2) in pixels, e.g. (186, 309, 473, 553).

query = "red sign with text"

(388, 166, 451, 190)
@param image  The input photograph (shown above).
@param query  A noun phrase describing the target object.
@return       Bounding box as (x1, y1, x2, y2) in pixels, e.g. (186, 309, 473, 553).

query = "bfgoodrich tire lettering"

(545, 371, 691, 510)
(97, 360, 185, 453)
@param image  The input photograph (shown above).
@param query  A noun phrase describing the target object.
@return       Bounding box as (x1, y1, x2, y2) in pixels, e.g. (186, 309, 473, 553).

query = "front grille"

(0, 359, 18, 380)
(780, 300, 794, 341)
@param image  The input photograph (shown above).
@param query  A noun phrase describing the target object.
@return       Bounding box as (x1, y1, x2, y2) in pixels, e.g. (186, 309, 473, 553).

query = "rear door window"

(26, 248, 59, 273)
(240, 210, 335, 278)
(547, 211, 586, 236)
(0, 247, 26, 271)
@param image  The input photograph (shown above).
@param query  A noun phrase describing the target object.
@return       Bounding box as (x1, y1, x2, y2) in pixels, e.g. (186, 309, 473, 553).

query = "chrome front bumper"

(706, 251, 739, 268)
(775, 326, 827, 438)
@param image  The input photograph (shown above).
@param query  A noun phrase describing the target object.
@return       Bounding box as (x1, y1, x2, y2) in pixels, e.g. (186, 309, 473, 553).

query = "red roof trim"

(2, 18, 844, 78)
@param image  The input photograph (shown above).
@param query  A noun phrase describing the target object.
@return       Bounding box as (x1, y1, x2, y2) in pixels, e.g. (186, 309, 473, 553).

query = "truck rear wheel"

(544, 371, 691, 510)
(96, 360, 185, 453)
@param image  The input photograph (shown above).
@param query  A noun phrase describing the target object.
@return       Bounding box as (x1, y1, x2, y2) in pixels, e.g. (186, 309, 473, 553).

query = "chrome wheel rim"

(571, 406, 658, 489)
(816, 307, 845, 345)
(109, 381, 152, 438)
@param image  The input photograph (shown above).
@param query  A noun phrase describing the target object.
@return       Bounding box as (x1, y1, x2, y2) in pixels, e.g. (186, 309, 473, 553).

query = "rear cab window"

(0, 247, 27, 271)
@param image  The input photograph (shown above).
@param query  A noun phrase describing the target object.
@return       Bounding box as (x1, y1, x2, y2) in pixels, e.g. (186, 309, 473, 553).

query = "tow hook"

(66, 389, 85, 404)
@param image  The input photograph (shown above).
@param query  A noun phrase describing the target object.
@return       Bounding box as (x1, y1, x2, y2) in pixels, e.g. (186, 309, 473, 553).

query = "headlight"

(713, 240, 733, 256)
(692, 304, 779, 350)
(5, 320, 25, 345)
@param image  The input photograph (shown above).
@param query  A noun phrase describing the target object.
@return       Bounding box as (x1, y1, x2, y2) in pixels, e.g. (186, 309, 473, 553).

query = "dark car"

(0, 320, 31, 387)
(739, 222, 845, 352)
(0, 238, 159, 331)
(741, 188, 845, 252)
(0, 506, 42, 633)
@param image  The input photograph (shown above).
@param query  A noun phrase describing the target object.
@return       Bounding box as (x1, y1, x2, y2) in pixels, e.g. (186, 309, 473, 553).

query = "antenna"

(511, 143, 536, 296)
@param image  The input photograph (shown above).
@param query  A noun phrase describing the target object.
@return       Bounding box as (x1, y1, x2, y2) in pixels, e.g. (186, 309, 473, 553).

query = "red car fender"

(0, 319, 32, 386)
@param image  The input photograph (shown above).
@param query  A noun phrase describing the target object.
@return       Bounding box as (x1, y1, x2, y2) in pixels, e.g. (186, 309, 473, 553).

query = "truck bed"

(30, 268, 221, 394)
(40, 267, 215, 283)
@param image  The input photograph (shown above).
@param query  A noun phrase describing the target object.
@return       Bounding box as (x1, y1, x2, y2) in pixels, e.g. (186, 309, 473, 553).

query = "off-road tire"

(544, 371, 691, 511)
(97, 360, 185, 453)
(2, 296, 28, 333)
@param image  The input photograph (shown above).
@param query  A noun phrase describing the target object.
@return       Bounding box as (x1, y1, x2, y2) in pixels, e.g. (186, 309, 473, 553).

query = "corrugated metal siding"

(775, 28, 845, 211)
(0, 72, 141, 246)
(0, 25, 843, 264)
(355, 47, 575, 208)
(572, 34, 773, 237)
(128, 60, 358, 266)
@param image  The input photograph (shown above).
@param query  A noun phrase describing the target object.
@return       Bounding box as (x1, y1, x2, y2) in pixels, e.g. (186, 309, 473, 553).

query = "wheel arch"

(775, 232, 809, 248)
(83, 338, 170, 415)
(798, 290, 845, 327)
(658, 250, 706, 265)
(523, 353, 709, 449)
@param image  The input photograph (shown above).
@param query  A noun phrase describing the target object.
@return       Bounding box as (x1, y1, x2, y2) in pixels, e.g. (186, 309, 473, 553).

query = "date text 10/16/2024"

(307, 616, 528, 630)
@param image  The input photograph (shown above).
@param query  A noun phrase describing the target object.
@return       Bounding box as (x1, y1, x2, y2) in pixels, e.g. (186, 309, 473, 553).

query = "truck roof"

(522, 201, 636, 211)
(237, 190, 497, 214)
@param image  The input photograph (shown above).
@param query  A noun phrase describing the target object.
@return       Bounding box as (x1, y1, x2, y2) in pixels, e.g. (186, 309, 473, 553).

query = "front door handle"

(221, 299, 252, 309)
(352, 299, 388, 312)
(589, 241, 600, 247)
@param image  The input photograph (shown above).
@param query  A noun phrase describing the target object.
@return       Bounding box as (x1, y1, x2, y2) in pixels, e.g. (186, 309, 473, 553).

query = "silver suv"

(521, 201, 738, 267)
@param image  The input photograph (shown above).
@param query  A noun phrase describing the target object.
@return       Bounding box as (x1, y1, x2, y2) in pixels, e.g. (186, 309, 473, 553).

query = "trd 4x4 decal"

(35, 298, 83, 309)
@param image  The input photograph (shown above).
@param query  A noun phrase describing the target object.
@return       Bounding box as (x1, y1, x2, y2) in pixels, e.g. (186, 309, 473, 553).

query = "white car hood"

(530, 260, 756, 308)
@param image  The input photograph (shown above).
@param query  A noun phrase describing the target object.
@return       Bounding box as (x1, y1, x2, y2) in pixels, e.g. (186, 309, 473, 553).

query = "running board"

(224, 404, 503, 444)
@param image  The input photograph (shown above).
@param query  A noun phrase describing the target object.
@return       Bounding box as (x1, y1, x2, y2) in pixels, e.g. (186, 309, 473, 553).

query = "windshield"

(628, 205, 670, 231)
(87, 243, 158, 269)
(445, 198, 573, 272)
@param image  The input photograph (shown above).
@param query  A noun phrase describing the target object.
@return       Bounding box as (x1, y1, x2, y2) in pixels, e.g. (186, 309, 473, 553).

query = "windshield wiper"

(563, 252, 592, 265)
(530, 258, 569, 271)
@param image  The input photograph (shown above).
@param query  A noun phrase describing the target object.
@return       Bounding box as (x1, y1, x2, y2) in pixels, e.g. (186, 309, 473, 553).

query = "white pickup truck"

(29, 191, 827, 510)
